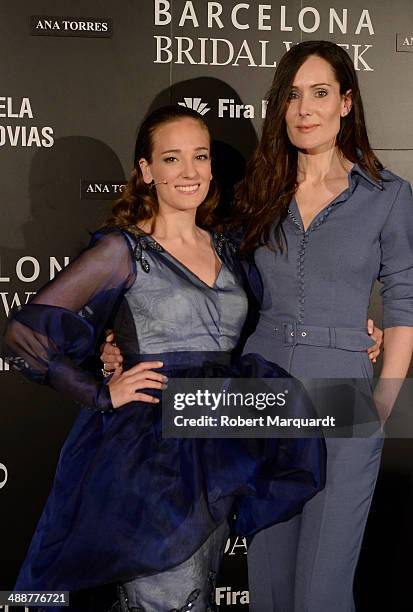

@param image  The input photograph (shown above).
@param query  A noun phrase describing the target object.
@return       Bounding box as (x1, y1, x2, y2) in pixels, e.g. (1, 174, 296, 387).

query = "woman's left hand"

(373, 378, 403, 430)
(366, 318, 383, 363)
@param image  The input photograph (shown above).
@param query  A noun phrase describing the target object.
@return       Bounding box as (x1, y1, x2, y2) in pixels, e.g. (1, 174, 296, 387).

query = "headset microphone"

(152, 179, 167, 186)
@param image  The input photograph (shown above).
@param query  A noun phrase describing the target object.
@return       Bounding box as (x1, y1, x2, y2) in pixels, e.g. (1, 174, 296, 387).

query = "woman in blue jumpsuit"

(235, 41, 413, 612)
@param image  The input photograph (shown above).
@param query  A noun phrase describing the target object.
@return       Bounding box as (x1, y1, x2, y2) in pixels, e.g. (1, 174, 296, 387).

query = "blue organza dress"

(4, 229, 325, 602)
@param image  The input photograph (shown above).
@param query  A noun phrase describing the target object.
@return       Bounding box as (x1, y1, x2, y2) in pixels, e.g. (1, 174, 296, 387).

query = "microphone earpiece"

(152, 180, 167, 186)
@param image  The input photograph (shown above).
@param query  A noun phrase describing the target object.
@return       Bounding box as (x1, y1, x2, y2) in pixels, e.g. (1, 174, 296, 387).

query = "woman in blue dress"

(231, 41, 413, 611)
(4, 105, 326, 611)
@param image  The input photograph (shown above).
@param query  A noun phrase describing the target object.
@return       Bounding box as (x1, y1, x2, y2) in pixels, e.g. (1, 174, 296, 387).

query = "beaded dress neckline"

(129, 228, 230, 289)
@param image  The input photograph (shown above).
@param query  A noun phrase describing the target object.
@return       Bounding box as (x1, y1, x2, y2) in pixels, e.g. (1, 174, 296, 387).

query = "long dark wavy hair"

(232, 40, 383, 253)
(105, 105, 219, 234)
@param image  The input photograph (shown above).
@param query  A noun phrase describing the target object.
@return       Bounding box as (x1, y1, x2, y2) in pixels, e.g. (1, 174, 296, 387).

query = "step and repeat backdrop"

(1, 1, 412, 610)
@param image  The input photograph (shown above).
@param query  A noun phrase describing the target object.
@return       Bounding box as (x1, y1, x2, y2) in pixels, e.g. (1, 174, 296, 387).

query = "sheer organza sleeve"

(2, 230, 136, 411)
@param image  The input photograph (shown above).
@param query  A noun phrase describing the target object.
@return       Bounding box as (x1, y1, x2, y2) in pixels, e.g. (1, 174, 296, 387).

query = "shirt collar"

(349, 163, 383, 192)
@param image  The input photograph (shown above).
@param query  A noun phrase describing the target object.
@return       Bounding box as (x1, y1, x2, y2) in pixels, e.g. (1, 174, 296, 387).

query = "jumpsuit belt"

(256, 320, 375, 351)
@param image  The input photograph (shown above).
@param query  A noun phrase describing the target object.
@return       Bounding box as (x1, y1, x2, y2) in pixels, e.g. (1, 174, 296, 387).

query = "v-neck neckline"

(142, 230, 224, 290)
(292, 164, 354, 232)
(291, 185, 350, 233)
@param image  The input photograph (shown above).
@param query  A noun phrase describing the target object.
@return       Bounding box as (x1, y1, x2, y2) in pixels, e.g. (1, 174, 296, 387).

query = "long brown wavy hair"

(232, 40, 383, 253)
(105, 105, 219, 235)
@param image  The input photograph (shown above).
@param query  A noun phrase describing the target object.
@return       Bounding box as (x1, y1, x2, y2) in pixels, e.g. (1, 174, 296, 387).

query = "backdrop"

(1, 1, 412, 610)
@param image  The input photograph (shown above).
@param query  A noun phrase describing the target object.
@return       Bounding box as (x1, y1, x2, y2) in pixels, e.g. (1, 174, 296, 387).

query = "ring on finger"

(102, 363, 112, 378)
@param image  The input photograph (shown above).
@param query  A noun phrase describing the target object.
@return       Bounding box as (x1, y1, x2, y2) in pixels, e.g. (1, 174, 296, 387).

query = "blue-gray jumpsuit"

(244, 165, 413, 612)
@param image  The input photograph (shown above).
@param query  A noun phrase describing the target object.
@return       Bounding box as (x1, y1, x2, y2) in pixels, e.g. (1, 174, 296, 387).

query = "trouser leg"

(248, 437, 383, 612)
(294, 437, 383, 612)
(248, 513, 301, 612)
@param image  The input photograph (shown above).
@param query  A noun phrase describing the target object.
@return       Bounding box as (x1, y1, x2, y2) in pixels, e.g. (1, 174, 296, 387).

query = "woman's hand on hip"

(108, 361, 167, 409)
(366, 318, 383, 363)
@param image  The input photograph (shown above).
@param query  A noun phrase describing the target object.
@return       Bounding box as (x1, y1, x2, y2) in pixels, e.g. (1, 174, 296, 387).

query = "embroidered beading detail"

(110, 585, 145, 611)
(132, 237, 164, 273)
(115, 583, 203, 611)
(169, 588, 201, 612)
(213, 232, 237, 257)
